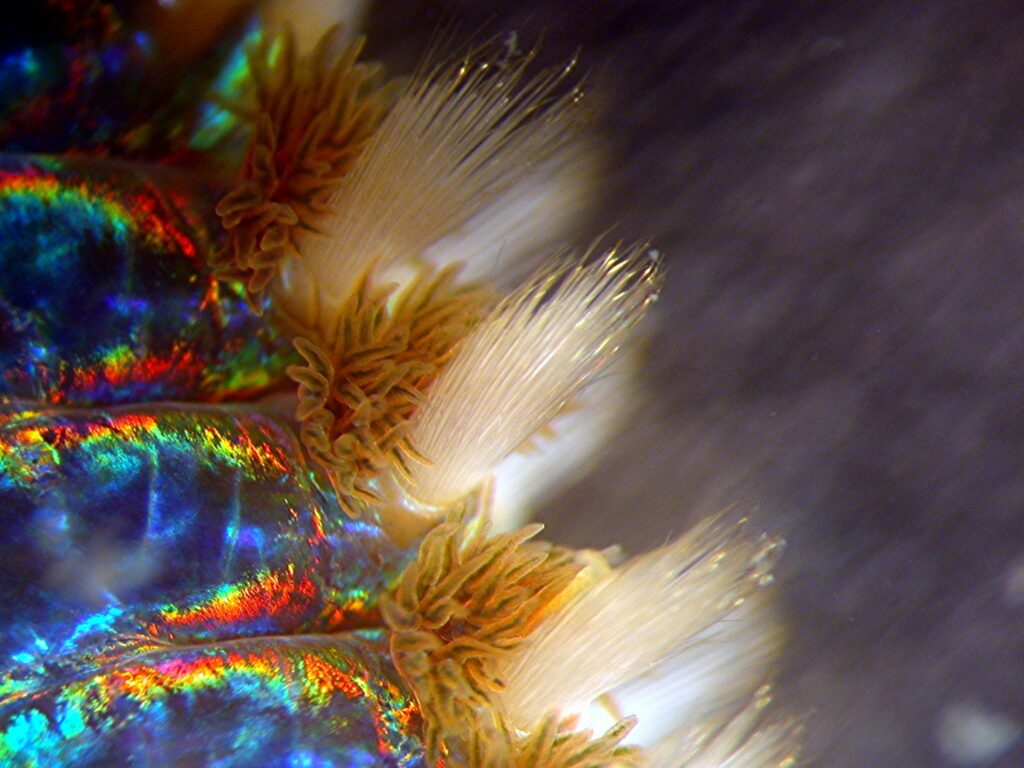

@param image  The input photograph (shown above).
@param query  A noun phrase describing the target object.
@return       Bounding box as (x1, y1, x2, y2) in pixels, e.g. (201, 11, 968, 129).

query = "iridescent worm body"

(0, 154, 297, 405)
(0, 405, 421, 766)
(0, 3, 800, 767)
(0, 4, 429, 764)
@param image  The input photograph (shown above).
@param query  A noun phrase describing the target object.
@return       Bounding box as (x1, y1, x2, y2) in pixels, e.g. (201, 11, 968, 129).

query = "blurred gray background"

(366, 2, 1024, 766)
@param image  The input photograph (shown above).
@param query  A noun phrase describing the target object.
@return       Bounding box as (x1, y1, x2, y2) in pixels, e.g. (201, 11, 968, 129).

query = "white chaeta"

(397, 244, 661, 509)
(498, 516, 796, 767)
(216, 9, 804, 765)
(291, 45, 588, 324)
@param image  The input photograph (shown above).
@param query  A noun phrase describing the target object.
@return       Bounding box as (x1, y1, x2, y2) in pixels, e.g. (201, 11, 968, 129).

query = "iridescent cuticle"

(0, 155, 297, 405)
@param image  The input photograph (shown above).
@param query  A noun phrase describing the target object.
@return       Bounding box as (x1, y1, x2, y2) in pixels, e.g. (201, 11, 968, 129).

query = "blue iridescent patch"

(0, 4, 428, 765)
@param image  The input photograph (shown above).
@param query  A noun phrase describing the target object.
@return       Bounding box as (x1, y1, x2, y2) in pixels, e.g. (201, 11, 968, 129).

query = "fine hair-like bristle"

(297, 44, 588, 310)
(652, 693, 802, 768)
(488, 352, 641, 531)
(498, 517, 783, 738)
(398, 244, 661, 508)
(422, 141, 601, 289)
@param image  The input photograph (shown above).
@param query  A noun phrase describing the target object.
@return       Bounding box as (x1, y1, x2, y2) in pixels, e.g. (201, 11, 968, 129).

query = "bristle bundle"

(401, 244, 661, 507)
(298, 45, 589, 306)
(285, 267, 493, 515)
(500, 517, 780, 734)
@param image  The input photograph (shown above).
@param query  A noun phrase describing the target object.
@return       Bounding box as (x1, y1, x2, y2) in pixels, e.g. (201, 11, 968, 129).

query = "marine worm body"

(0, 3, 799, 766)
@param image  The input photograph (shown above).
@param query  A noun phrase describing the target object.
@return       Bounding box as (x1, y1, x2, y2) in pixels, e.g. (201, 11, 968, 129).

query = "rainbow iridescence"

(0, 4, 428, 764)
(0, 404, 412, 674)
(0, 155, 296, 404)
(0, 634, 423, 766)
(0, 404, 422, 763)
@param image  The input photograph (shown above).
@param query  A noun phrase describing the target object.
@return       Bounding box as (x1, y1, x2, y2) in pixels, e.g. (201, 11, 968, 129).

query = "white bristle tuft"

(652, 694, 802, 768)
(297, 48, 587, 309)
(498, 517, 783, 736)
(488, 353, 640, 532)
(603, 594, 783, 750)
(422, 143, 600, 288)
(399, 244, 660, 508)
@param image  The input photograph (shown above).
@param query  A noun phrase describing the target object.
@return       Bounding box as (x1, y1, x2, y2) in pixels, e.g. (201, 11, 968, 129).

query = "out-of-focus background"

(366, 2, 1024, 766)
